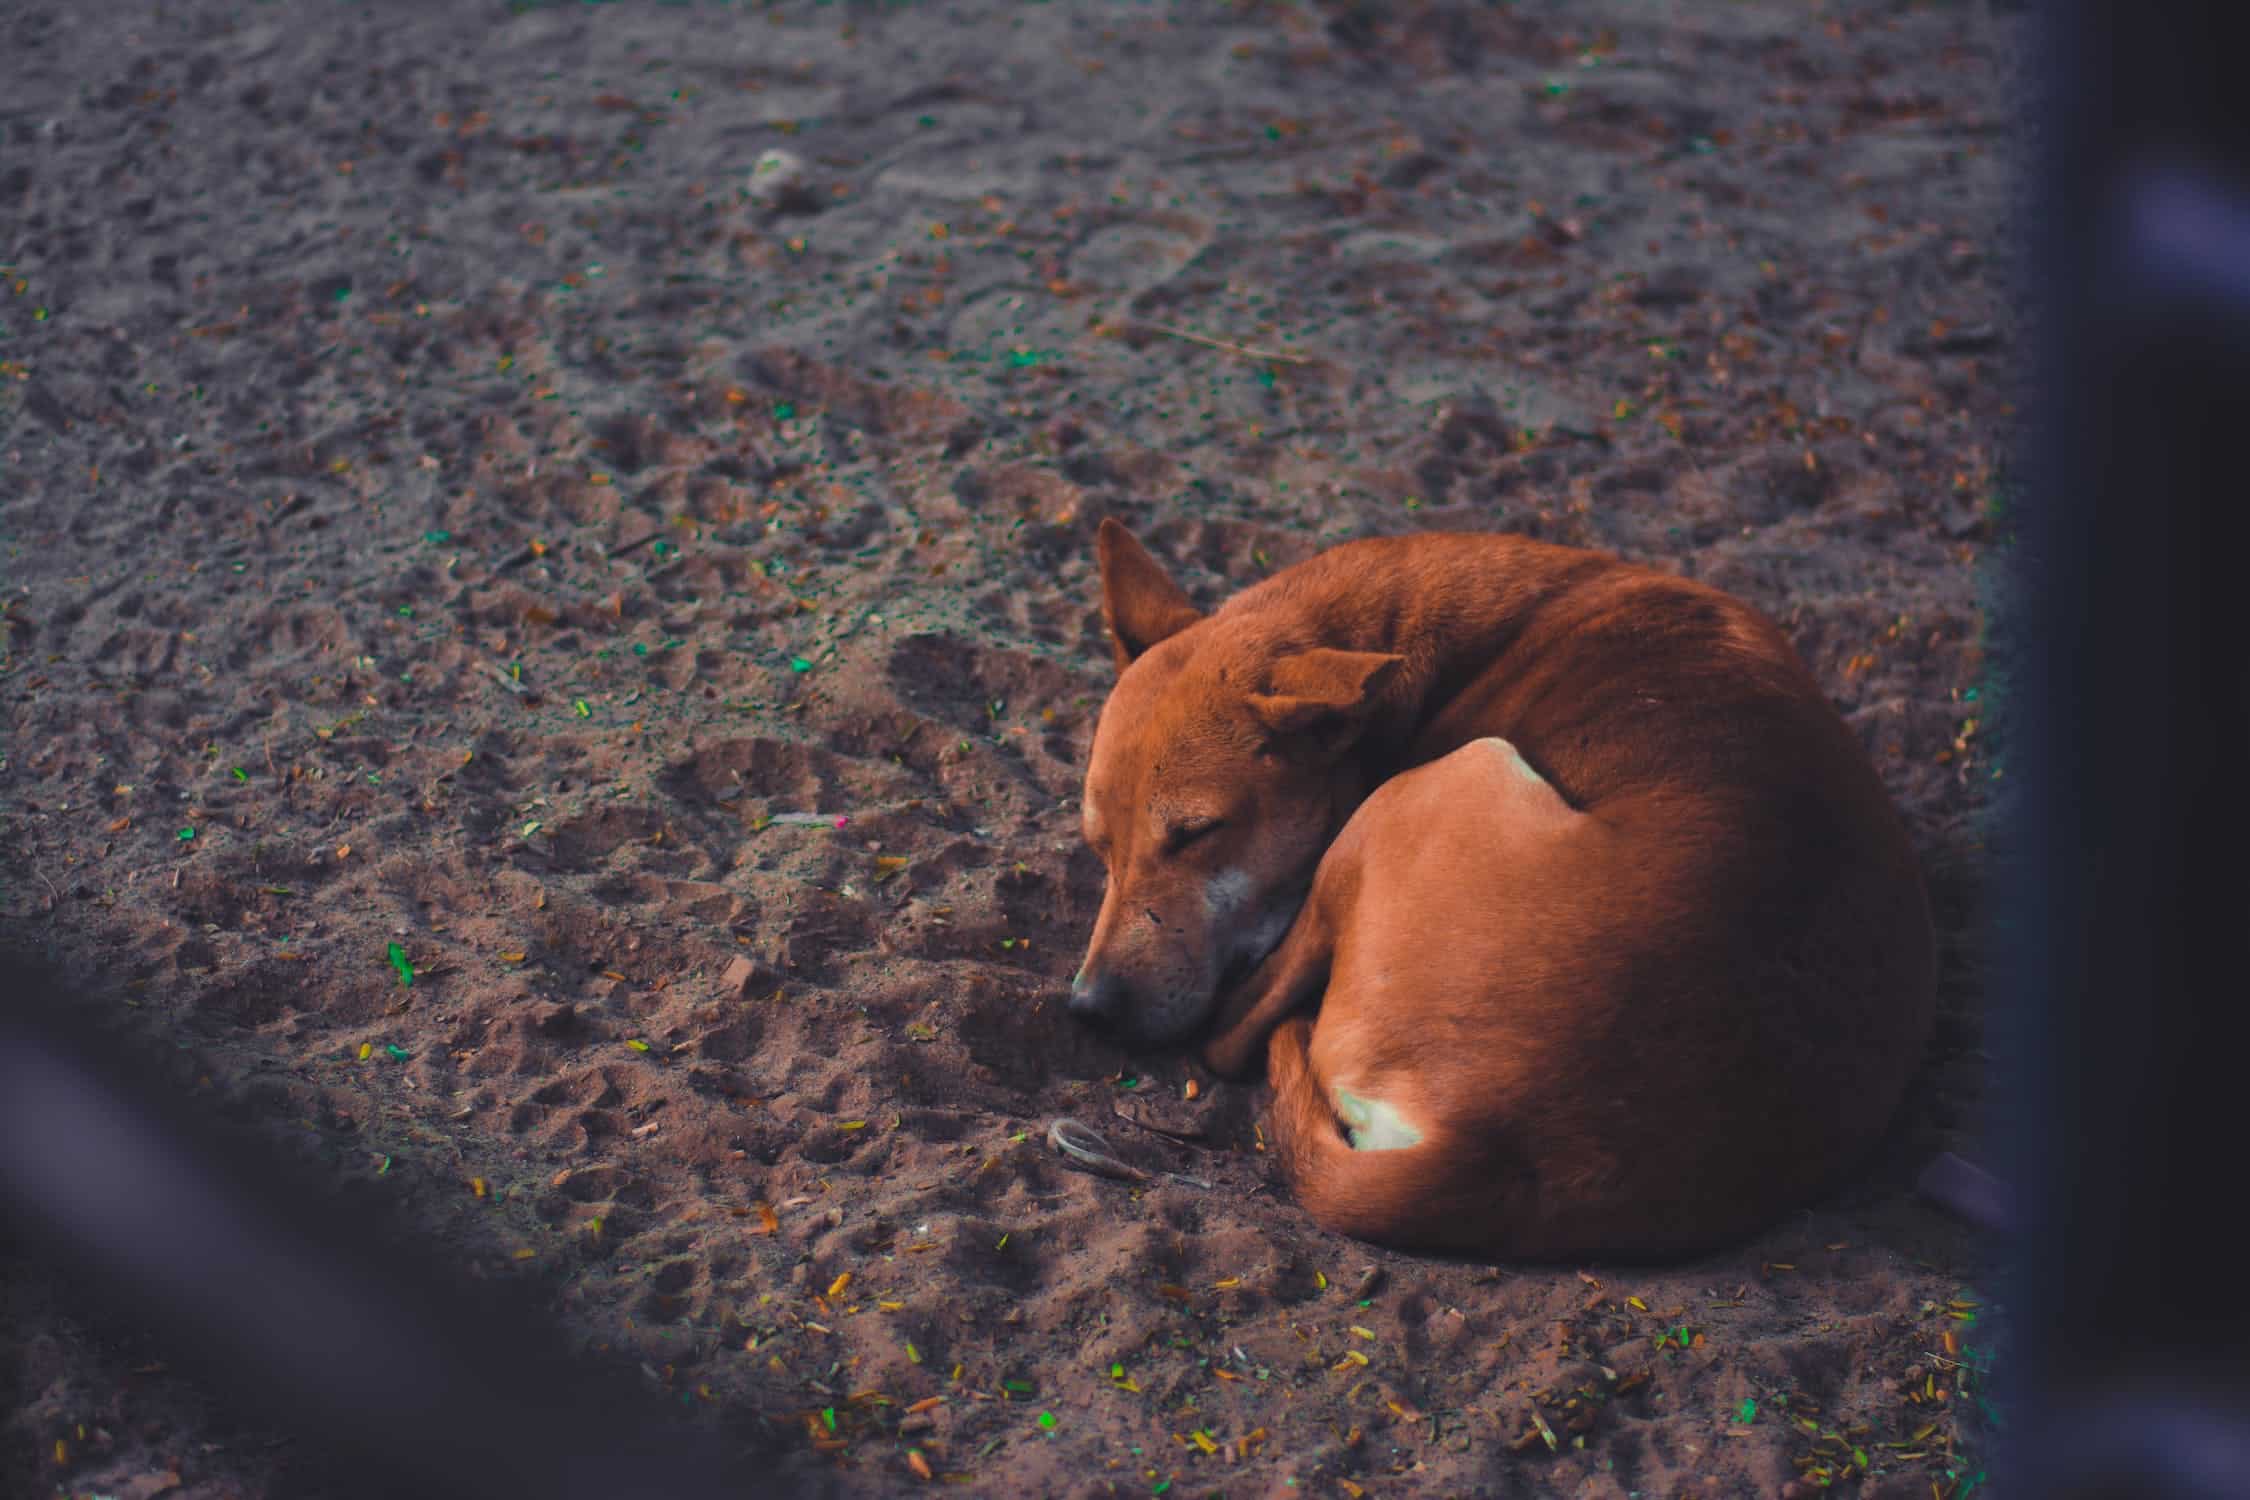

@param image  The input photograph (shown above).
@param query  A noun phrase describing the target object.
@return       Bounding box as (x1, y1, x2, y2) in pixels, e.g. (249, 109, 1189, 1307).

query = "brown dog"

(1072, 520, 1934, 1260)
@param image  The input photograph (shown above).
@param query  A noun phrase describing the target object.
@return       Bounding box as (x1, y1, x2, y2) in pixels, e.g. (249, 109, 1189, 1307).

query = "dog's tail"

(1264, 1017, 1528, 1256)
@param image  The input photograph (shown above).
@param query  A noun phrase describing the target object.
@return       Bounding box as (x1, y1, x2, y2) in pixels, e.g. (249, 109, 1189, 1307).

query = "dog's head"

(1070, 520, 1402, 1046)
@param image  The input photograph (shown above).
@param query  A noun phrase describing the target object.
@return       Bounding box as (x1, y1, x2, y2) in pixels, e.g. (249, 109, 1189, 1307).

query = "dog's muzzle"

(1067, 967, 1126, 1027)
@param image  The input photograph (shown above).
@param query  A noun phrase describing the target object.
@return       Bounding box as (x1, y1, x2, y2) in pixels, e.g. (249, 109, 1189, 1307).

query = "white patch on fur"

(1480, 736, 1549, 789)
(1203, 868, 1253, 922)
(1204, 869, 1295, 978)
(1334, 1088, 1424, 1151)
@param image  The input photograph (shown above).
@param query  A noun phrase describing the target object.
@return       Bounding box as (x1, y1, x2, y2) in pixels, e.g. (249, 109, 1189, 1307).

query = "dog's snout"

(1068, 967, 1125, 1027)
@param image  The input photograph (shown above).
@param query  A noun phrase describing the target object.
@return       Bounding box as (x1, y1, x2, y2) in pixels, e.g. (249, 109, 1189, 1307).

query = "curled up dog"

(1071, 519, 1935, 1262)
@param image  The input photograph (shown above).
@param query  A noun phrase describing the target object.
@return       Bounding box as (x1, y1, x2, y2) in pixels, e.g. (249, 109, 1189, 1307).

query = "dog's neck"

(1244, 533, 1614, 775)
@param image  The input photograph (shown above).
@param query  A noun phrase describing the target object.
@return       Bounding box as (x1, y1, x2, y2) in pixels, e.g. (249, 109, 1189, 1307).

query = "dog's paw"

(1199, 1029, 1262, 1081)
(1263, 1015, 1316, 1084)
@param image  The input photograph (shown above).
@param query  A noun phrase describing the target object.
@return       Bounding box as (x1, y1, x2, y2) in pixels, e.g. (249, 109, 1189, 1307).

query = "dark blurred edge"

(0, 944, 766, 1499)
(2008, 1, 2250, 1497)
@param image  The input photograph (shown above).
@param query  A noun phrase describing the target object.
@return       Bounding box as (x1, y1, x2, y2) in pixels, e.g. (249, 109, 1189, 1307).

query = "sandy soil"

(3, 1, 2022, 1495)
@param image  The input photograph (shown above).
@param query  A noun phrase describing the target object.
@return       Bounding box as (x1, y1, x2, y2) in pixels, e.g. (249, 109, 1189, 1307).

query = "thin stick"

(1048, 1117, 1210, 1188)
(1047, 1118, 1149, 1182)
(1128, 319, 1314, 365)
(1110, 1100, 1208, 1145)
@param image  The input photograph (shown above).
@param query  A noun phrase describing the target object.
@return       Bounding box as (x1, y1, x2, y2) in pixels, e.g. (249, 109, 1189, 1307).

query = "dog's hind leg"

(1200, 897, 1333, 1079)
(1263, 1015, 1533, 1256)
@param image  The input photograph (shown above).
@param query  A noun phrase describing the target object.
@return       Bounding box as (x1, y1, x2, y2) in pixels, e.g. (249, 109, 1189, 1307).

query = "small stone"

(746, 149, 816, 213)
(722, 956, 758, 999)
(1431, 386, 1512, 454)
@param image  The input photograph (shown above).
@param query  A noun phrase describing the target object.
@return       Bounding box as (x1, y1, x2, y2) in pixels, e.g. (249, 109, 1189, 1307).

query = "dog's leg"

(1200, 899, 1332, 1080)
(1263, 1015, 1438, 1245)
(1264, 1015, 1534, 1256)
(1262, 1015, 1338, 1180)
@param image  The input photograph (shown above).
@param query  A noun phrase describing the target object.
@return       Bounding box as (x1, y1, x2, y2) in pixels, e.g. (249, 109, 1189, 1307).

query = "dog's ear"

(1097, 518, 1203, 671)
(1246, 649, 1405, 744)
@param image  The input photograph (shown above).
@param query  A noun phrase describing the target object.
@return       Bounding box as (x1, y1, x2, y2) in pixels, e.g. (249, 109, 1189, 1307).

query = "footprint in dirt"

(543, 804, 666, 873)
(1144, 515, 1316, 590)
(660, 734, 893, 810)
(884, 632, 1099, 740)
(1066, 209, 1213, 300)
(586, 410, 715, 476)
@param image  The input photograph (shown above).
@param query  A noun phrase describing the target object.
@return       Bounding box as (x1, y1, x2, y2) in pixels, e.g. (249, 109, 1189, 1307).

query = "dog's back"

(1246, 539, 1935, 1256)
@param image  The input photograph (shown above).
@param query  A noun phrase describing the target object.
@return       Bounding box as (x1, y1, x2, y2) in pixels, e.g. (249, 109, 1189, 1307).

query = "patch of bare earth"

(3, 0, 2018, 1494)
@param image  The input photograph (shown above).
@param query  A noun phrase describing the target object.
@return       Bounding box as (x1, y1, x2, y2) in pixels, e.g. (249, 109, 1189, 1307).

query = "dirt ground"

(2, 1, 2022, 1495)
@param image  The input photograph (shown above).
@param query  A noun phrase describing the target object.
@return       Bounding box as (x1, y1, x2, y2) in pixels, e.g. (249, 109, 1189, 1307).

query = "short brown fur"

(1077, 521, 1934, 1261)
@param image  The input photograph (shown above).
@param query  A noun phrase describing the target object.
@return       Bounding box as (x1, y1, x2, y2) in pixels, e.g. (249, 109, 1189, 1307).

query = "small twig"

(1128, 319, 1314, 365)
(1109, 1100, 1208, 1146)
(1047, 1118, 1209, 1188)
(607, 531, 660, 561)
(1048, 1118, 1149, 1182)
(489, 661, 525, 695)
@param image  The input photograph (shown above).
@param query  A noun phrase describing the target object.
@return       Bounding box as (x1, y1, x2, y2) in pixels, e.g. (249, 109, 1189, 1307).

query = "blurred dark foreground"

(2003, 1, 2250, 1496)
(0, 948, 762, 1500)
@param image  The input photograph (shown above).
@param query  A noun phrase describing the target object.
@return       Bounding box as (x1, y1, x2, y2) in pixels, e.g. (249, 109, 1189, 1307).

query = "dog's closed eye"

(1161, 816, 1225, 853)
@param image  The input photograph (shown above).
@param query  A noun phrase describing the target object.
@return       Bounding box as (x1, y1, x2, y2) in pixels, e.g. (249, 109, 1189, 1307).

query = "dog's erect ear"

(1246, 649, 1405, 743)
(1097, 518, 1203, 671)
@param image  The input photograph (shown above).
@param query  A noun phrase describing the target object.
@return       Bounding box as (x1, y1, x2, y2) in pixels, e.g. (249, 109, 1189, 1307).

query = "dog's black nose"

(1068, 968, 1124, 1026)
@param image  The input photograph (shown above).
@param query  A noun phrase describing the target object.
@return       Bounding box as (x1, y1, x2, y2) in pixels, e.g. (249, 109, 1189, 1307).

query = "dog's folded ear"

(1098, 518, 1203, 670)
(1246, 649, 1405, 744)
